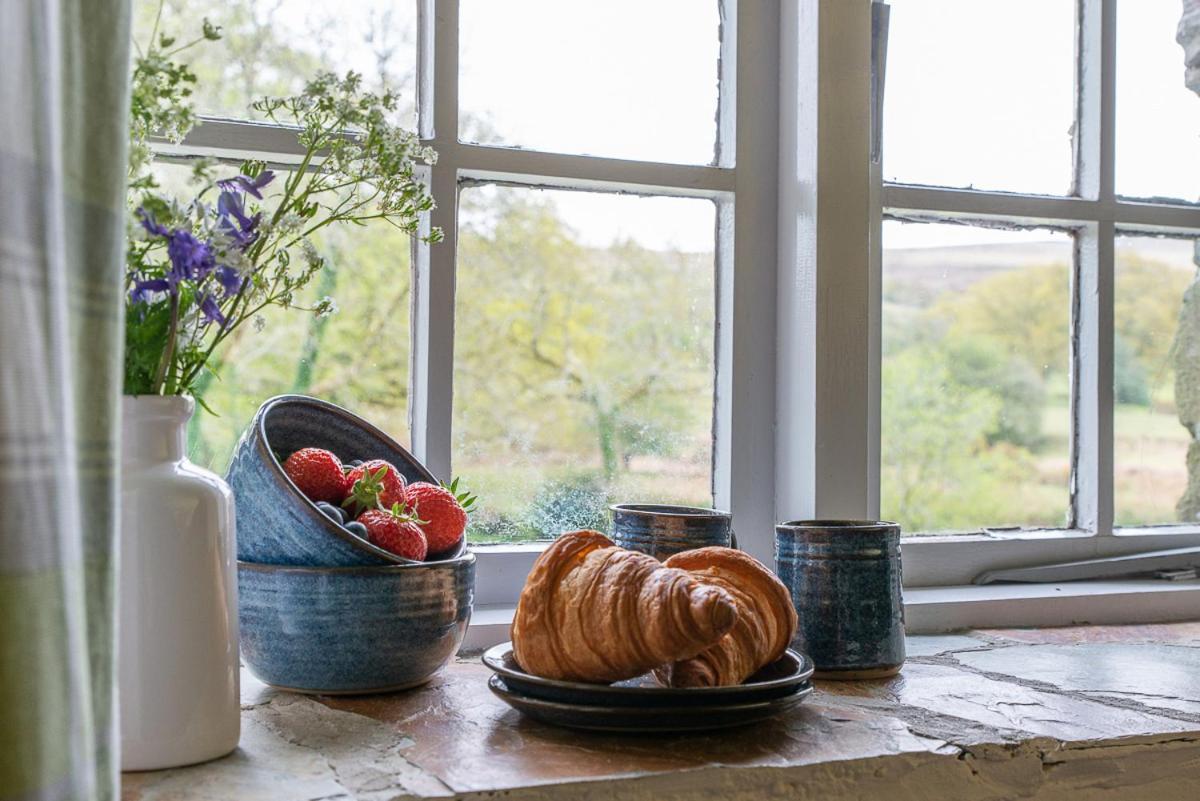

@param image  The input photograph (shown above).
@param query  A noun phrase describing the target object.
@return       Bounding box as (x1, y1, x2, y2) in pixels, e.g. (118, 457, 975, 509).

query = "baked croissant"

(655, 547, 798, 688)
(511, 530, 739, 683)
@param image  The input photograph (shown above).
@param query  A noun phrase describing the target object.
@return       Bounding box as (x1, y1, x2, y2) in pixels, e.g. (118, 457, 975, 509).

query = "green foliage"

(935, 263, 1069, 375)
(881, 347, 1044, 531)
(1115, 255, 1191, 379)
(943, 335, 1046, 448)
(1114, 334, 1152, 407)
(125, 2, 438, 399)
(454, 191, 713, 485)
(527, 474, 611, 537)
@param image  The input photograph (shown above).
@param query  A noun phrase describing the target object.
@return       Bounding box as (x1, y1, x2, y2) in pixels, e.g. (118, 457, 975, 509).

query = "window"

(879, 0, 1200, 559)
(454, 186, 717, 543)
(142, 0, 1200, 620)
(881, 222, 1074, 534)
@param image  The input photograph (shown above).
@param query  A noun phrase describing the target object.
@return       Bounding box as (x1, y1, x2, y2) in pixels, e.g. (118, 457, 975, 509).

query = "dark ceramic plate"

(482, 643, 813, 707)
(488, 675, 812, 732)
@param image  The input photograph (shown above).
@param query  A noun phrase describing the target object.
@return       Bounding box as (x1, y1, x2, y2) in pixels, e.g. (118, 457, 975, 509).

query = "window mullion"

(1072, 0, 1116, 536)
(777, 0, 874, 523)
(410, 0, 460, 480)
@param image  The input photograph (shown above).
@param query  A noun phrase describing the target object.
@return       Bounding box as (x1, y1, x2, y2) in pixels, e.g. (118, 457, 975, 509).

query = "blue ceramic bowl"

(227, 395, 442, 567)
(238, 553, 475, 694)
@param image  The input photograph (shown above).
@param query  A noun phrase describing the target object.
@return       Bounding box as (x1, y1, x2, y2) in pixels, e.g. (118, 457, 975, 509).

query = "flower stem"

(153, 290, 180, 394)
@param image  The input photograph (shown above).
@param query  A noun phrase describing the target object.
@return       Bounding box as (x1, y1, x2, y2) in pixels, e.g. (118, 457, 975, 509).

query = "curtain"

(0, 0, 131, 799)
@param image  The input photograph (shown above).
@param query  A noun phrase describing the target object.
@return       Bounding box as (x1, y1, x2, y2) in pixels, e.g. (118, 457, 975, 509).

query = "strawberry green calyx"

(442, 476, 478, 514)
(386, 501, 428, 526)
(342, 464, 405, 515)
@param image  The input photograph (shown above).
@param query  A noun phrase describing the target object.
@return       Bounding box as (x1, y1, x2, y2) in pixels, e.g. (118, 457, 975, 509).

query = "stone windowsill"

(122, 622, 1200, 801)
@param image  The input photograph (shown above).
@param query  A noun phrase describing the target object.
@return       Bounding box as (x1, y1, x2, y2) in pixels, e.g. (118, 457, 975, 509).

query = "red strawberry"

(406, 478, 476, 555)
(358, 508, 427, 561)
(283, 448, 349, 503)
(342, 459, 407, 514)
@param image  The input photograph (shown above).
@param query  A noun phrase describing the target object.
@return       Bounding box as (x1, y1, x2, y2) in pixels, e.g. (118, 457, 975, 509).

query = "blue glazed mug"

(610, 504, 734, 561)
(775, 520, 904, 679)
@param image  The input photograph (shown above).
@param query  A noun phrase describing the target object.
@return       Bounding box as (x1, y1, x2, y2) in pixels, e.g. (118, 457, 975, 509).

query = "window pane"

(882, 0, 1075, 195)
(149, 164, 413, 473)
(882, 221, 1073, 534)
(132, 0, 417, 127)
(1117, 0, 1200, 201)
(455, 186, 716, 543)
(1114, 236, 1196, 525)
(459, 0, 720, 164)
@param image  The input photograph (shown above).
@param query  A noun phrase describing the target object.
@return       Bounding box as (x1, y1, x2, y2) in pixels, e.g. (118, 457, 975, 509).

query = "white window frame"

(155, 0, 1200, 624)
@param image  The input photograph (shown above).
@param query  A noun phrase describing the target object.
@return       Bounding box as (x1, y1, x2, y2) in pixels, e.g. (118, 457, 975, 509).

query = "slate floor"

(122, 622, 1200, 801)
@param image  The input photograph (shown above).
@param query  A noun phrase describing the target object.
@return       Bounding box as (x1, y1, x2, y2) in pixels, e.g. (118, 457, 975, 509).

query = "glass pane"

(149, 164, 413, 473)
(883, 0, 1075, 194)
(1116, 0, 1200, 201)
(455, 186, 716, 543)
(881, 221, 1073, 534)
(131, 0, 417, 127)
(1114, 236, 1196, 525)
(459, 0, 720, 164)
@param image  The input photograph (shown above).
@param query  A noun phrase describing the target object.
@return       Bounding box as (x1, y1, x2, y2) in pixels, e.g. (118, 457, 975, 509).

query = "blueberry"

(348, 459, 364, 468)
(344, 520, 368, 539)
(316, 502, 345, 524)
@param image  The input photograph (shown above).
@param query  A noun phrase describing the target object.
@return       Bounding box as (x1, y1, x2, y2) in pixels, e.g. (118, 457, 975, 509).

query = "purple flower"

(217, 190, 261, 250)
(137, 208, 170, 238)
(129, 277, 170, 304)
(167, 230, 216, 282)
(214, 264, 244, 297)
(198, 293, 227, 327)
(217, 171, 275, 199)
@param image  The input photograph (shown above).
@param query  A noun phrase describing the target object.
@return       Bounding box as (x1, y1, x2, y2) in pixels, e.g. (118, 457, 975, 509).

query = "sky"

(164, 0, 1200, 254)
(885, 0, 1200, 250)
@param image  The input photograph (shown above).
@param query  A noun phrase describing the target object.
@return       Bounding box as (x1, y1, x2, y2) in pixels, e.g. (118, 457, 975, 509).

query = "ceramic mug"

(610, 504, 734, 561)
(775, 520, 905, 680)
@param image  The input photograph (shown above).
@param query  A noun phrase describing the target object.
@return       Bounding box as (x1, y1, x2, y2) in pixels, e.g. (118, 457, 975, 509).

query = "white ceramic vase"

(119, 395, 239, 771)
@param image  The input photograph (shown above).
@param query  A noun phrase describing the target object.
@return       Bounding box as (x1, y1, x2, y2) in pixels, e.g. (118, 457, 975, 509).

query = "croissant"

(511, 530, 739, 683)
(655, 547, 798, 688)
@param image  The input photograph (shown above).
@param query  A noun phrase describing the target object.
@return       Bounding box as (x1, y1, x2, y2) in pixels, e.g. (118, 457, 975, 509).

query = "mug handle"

(729, 529, 739, 550)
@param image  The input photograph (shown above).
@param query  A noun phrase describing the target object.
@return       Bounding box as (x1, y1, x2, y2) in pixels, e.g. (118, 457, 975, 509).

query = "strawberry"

(406, 477, 476, 555)
(342, 459, 407, 515)
(283, 448, 349, 503)
(358, 507, 427, 561)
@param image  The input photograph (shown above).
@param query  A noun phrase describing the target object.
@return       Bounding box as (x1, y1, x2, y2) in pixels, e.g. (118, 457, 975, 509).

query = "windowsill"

(462, 578, 1200, 651)
(468, 529, 1200, 600)
(122, 622, 1200, 801)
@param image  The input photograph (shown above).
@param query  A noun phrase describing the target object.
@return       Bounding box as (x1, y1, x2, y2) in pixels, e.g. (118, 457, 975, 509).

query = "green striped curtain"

(0, 1, 131, 799)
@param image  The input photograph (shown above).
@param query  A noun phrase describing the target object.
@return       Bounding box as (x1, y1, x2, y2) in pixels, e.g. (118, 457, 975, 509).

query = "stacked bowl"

(227, 395, 475, 694)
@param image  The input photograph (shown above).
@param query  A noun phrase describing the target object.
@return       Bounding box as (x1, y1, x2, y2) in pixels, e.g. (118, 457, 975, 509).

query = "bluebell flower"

(217, 190, 262, 250)
(198, 292, 227, 327)
(129, 277, 171, 304)
(214, 264, 244, 297)
(167, 230, 216, 282)
(217, 171, 275, 199)
(137, 208, 170, 238)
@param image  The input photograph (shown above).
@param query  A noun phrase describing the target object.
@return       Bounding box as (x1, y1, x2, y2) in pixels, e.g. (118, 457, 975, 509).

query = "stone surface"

(954, 642, 1200, 718)
(122, 624, 1200, 801)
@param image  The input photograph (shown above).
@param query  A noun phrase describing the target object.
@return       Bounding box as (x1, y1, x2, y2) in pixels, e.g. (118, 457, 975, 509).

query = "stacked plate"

(482, 643, 814, 733)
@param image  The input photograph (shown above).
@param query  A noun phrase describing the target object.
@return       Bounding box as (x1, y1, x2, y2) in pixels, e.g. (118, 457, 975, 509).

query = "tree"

(934, 263, 1069, 376)
(453, 192, 714, 483)
(882, 347, 1037, 531)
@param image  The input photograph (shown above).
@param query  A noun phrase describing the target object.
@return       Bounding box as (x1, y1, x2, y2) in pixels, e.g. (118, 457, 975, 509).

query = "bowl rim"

(609, 503, 731, 520)
(253, 394, 464, 565)
(776, 519, 900, 534)
(238, 550, 476, 574)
